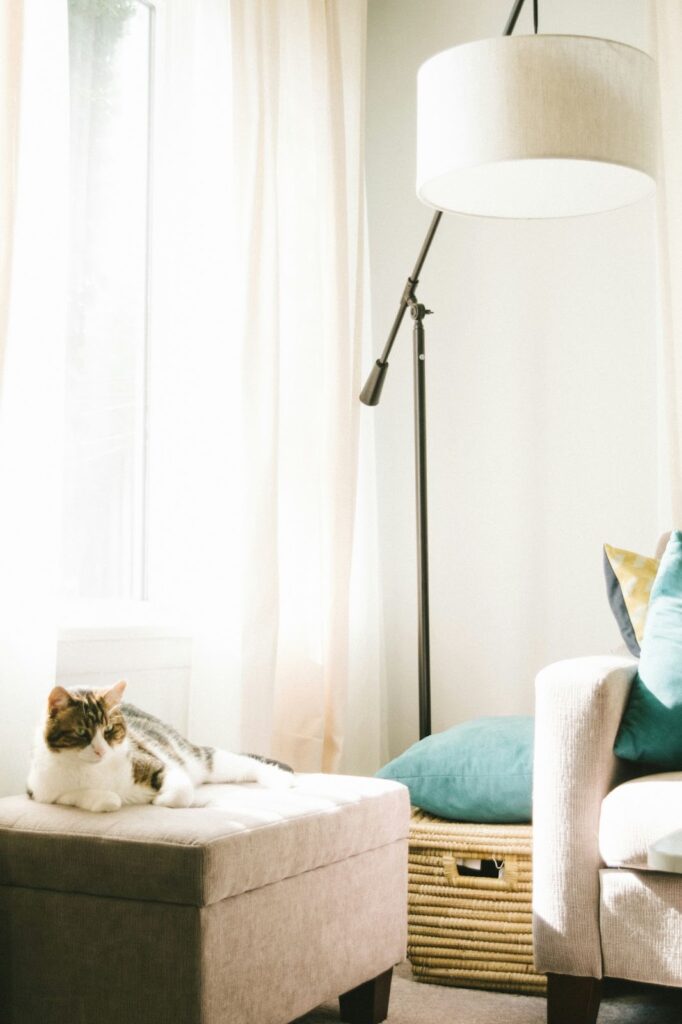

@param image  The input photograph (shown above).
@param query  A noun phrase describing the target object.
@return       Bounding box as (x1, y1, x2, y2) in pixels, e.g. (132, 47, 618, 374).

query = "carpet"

(293, 963, 682, 1024)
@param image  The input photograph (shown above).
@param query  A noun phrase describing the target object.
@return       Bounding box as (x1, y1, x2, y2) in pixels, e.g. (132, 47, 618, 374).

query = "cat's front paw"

(87, 792, 122, 813)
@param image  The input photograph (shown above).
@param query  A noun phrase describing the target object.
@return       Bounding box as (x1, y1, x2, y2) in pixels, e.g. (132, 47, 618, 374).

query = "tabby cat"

(27, 682, 294, 813)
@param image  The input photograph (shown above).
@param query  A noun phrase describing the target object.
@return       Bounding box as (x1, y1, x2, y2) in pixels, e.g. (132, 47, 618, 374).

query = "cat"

(27, 681, 294, 813)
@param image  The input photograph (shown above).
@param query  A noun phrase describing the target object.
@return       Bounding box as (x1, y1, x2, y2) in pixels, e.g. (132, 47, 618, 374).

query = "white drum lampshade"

(417, 35, 659, 219)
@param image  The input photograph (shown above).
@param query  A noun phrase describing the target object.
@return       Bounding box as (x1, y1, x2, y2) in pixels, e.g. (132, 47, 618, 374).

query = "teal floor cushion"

(376, 715, 533, 823)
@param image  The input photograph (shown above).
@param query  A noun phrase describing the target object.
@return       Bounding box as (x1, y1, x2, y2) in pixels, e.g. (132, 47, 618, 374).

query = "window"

(62, 0, 154, 604)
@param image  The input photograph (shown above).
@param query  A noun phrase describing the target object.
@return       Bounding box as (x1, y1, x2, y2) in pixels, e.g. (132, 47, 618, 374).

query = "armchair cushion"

(599, 772, 682, 869)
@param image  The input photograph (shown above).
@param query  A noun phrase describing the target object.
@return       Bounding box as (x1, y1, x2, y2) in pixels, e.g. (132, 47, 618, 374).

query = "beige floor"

(294, 962, 682, 1024)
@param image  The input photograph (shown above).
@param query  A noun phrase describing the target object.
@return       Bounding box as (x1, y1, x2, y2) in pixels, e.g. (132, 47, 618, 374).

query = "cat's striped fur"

(28, 682, 294, 813)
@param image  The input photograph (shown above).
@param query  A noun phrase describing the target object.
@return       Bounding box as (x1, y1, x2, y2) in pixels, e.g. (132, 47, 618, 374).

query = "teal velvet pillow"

(615, 530, 682, 767)
(376, 716, 533, 823)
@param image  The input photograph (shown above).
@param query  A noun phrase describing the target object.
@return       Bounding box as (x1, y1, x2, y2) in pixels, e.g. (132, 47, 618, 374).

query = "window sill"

(57, 609, 192, 682)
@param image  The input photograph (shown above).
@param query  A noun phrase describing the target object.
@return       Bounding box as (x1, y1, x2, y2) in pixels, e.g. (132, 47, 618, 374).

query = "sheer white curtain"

(231, 0, 381, 772)
(651, 0, 682, 527)
(150, 0, 384, 773)
(0, 0, 69, 795)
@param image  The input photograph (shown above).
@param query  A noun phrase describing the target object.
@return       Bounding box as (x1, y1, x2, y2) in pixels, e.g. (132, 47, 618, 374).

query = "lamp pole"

(411, 301, 432, 740)
(359, 216, 440, 740)
(359, 0, 533, 740)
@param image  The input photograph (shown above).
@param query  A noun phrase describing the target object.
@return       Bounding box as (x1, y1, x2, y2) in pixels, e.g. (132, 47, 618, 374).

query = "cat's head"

(44, 682, 127, 763)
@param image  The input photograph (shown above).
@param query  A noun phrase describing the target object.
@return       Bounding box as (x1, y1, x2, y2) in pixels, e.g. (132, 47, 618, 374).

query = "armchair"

(533, 655, 682, 1023)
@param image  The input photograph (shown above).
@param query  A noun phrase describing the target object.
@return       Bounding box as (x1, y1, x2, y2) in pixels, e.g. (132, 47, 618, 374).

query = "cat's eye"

(77, 728, 88, 737)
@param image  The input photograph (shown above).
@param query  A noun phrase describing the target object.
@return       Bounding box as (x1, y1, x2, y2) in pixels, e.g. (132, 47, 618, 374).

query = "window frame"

(60, 0, 160, 627)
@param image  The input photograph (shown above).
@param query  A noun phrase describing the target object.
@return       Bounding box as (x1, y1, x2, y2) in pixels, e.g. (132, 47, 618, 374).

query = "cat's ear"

(47, 686, 71, 717)
(100, 680, 127, 709)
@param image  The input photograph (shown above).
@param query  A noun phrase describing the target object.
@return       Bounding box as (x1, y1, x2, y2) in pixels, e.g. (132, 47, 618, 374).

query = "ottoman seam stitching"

(0, 879, 205, 908)
(0, 826, 215, 848)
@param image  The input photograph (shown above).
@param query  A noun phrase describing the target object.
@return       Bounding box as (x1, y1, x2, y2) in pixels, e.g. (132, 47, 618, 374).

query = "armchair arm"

(532, 655, 637, 979)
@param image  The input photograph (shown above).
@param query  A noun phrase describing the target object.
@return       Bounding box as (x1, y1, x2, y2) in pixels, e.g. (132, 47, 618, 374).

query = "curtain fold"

(231, 0, 378, 772)
(0, 0, 69, 795)
(651, 0, 682, 527)
(148, 0, 244, 753)
(0, 0, 22, 385)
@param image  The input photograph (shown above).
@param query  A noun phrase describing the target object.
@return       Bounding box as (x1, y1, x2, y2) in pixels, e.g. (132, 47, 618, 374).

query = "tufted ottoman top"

(0, 774, 409, 907)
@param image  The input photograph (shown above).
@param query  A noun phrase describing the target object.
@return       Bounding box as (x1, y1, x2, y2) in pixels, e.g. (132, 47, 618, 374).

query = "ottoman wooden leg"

(339, 967, 393, 1024)
(547, 973, 602, 1024)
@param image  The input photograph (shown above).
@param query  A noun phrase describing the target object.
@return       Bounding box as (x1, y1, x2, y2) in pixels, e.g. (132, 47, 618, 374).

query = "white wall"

(366, 0, 659, 758)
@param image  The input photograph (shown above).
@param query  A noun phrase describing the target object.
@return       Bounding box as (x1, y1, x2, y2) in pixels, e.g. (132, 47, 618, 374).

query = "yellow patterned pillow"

(603, 544, 659, 656)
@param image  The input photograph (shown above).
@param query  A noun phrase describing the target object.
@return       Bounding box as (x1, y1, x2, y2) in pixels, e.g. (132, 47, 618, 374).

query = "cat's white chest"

(28, 735, 138, 804)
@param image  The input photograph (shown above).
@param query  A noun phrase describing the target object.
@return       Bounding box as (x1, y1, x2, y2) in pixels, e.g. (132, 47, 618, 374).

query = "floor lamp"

(360, 0, 658, 740)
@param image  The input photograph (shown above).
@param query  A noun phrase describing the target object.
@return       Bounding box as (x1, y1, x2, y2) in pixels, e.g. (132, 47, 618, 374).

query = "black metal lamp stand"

(359, 0, 535, 740)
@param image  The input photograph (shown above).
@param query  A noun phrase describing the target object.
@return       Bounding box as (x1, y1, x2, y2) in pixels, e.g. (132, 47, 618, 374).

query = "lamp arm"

(503, 0, 530, 36)
(359, 209, 442, 405)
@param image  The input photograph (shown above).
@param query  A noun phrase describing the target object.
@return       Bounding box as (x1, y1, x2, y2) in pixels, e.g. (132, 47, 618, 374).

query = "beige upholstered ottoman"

(0, 774, 409, 1024)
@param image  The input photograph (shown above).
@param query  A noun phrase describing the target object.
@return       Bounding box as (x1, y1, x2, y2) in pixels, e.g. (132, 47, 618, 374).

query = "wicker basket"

(408, 809, 546, 995)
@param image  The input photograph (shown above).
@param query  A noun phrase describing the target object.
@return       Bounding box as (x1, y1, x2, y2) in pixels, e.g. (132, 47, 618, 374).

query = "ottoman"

(0, 774, 409, 1024)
